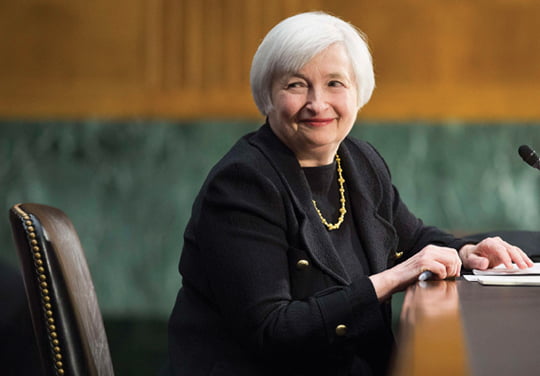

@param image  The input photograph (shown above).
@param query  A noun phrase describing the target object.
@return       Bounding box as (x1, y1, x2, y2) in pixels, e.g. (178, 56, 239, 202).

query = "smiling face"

(267, 43, 358, 167)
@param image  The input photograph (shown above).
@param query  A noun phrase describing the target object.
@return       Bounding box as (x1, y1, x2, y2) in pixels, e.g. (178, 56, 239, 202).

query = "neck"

(296, 148, 339, 167)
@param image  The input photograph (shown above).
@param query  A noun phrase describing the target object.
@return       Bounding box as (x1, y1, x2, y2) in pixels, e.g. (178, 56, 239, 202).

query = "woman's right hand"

(369, 245, 462, 301)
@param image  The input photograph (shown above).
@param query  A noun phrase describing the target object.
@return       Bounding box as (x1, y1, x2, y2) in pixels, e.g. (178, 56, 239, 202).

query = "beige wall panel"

(146, 0, 323, 118)
(0, 1, 147, 87)
(0, 0, 152, 117)
(324, 0, 540, 120)
(0, 0, 539, 120)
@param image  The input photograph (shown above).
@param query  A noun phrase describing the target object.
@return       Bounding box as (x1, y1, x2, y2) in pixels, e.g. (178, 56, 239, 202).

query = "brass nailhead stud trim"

(16, 207, 66, 376)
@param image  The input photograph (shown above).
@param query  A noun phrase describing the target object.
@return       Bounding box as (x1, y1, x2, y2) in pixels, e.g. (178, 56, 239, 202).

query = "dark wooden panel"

(394, 278, 540, 376)
(458, 281, 540, 376)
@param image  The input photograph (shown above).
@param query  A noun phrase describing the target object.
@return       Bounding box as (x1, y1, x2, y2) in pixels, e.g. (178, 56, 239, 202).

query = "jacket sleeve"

(192, 161, 387, 360)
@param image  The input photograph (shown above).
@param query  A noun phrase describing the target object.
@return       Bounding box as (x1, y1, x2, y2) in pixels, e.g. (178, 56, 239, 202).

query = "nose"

(305, 86, 329, 113)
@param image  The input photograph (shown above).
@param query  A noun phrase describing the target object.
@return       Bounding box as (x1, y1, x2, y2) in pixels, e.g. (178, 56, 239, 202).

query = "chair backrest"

(9, 203, 114, 376)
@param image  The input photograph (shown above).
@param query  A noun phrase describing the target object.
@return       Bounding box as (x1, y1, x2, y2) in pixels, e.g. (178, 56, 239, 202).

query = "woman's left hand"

(459, 237, 534, 270)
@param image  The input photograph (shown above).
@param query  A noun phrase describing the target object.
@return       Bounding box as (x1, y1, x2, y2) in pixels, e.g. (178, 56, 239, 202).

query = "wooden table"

(391, 279, 540, 376)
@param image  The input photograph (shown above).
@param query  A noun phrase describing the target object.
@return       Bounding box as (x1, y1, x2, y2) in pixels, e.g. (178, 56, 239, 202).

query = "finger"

(439, 249, 462, 277)
(496, 250, 513, 269)
(451, 257, 463, 276)
(525, 254, 535, 267)
(434, 257, 462, 279)
(506, 245, 534, 269)
(487, 238, 533, 269)
(480, 238, 514, 269)
(419, 261, 447, 280)
(415, 245, 461, 279)
(446, 258, 460, 277)
(464, 253, 490, 270)
(432, 264, 448, 280)
(430, 247, 462, 278)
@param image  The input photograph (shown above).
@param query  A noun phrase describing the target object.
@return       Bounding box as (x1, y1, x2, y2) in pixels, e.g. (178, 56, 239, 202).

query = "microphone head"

(519, 144, 540, 168)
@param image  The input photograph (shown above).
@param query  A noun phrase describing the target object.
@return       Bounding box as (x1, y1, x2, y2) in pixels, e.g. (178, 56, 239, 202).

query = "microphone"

(518, 145, 540, 170)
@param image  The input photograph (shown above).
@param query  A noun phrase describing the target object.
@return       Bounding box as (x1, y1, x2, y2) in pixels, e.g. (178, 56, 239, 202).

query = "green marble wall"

(1, 120, 540, 319)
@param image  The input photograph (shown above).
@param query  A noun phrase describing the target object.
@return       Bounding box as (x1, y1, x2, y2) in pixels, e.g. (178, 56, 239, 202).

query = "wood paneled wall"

(1, 0, 539, 120)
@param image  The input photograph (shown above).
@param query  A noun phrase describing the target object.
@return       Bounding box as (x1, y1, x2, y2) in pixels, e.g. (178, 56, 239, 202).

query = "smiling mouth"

(299, 118, 334, 127)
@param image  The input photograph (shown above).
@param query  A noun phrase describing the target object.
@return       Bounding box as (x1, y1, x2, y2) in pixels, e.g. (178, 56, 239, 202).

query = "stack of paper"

(463, 263, 540, 285)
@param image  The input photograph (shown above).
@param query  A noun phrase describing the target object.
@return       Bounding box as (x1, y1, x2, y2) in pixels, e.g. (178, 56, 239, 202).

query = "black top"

(302, 162, 370, 280)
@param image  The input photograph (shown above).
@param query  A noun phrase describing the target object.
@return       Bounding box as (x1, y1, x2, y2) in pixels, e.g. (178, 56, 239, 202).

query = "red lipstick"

(300, 118, 334, 127)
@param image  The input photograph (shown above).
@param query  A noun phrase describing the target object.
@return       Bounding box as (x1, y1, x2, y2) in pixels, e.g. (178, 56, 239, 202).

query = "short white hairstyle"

(250, 11, 375, 116)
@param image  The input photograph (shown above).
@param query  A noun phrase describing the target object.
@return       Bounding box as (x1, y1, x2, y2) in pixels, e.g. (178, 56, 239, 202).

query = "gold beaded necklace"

(312, 154, 347, 231)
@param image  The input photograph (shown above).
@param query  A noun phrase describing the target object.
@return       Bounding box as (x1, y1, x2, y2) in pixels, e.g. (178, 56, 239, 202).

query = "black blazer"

(167, 124, 466, 376)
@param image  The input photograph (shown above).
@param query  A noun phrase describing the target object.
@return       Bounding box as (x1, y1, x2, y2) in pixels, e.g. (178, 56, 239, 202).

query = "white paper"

(476, 275, 540, 286)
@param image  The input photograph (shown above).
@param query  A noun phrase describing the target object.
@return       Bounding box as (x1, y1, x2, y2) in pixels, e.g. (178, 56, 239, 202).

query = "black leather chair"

(9, 203, 114, 376)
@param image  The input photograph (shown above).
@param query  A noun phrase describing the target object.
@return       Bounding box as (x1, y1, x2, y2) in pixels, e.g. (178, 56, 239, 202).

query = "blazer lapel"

(338, 141, 398, 274)
(250, 124, 350, 285)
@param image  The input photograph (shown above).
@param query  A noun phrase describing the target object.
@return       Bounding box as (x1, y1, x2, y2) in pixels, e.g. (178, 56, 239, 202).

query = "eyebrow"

(327, 72, 348, 81)
(286, 72, 348, 81)
(286, 73, 308, 81)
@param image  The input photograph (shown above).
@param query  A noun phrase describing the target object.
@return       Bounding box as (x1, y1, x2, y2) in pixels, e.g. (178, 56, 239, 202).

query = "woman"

(166, 11, 532, 376)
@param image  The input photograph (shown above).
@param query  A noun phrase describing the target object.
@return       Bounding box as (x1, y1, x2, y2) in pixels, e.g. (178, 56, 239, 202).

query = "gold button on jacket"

(335, 324, 348, 336)
(296, 259, 310, 270)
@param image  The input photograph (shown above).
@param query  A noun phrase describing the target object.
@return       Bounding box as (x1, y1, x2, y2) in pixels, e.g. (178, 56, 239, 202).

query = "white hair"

(250, 11, 375, 116)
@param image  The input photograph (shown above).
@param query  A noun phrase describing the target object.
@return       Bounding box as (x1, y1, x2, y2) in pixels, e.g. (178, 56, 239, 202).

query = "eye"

(328, 80, 345, 87)
(286, 81, 307, 89)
